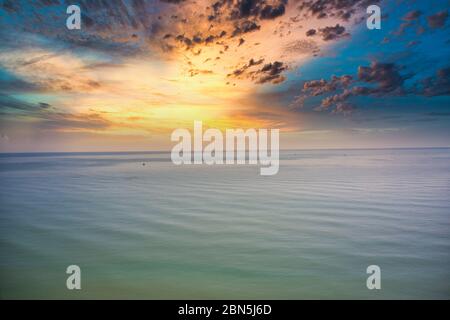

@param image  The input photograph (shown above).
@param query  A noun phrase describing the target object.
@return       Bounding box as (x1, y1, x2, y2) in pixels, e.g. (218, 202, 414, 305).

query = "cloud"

(318, 24, 348, 41)
(62, 34, 143, 57)
(0, 0, 372, 94)
(357, 62, 405, 93)
(160, 0, 187, 4)
(0, 0, 413, 137)
(319, 86, 370, 109)
(393, 10, 426, 36)
(228, 58, 265, 77)
(302, 75, 353, 96)
(228, 59, 287, 84)
(403, 10, 422, 21)
(228, 0, 288, 21)
(306, 29, 316, 36)
(0, 76, 42, 93)
(1, 0, 20, 13)
(188, 68, 214, 77)
(0, 94, 51, 113)
(283, 39, 319, 56)
(0, 94, 112, 131)
(38, 112, 112, 131)
(297, 60, 450, 115)
(427, 10, 448, 28)
(0, 48, 107, 94)
(232, 20, 261, 37)
(298, 0, 380, 21)
(260, 1, 287, 20)
(419, 67, 450, 97)
(255, 61, 287, 84)
(296, 62, 410, 113)
(332, 102, 355, 115)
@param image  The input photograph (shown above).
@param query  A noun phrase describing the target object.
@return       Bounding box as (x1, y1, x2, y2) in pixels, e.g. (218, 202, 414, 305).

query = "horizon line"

(1, 146, 450, 155)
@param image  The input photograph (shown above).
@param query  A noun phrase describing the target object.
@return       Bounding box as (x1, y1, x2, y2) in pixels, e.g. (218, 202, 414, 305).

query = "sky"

(0, 0, 449, 152)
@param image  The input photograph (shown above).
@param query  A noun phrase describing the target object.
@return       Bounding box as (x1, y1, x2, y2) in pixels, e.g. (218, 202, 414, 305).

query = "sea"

(0, 148, 449, 299)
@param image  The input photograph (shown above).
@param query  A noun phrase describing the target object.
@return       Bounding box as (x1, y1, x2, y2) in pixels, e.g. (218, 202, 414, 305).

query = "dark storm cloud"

(427, 10, 448, 28)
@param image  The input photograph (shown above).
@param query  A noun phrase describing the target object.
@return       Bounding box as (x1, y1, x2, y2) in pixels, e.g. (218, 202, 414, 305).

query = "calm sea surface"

(0, 149, 449, 299)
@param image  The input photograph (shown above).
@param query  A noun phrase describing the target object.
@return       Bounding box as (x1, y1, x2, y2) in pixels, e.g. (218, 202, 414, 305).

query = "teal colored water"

(0, 149, 449, 299)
